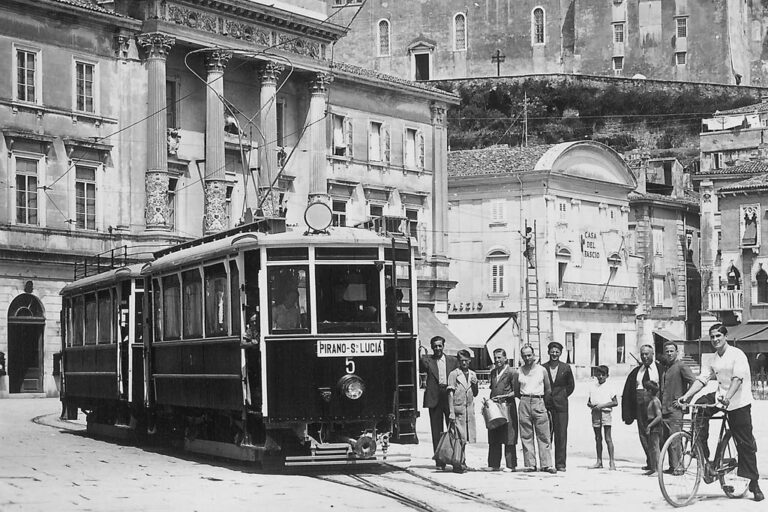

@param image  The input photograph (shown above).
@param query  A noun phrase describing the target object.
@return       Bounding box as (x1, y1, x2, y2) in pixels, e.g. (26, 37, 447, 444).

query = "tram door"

(243, 250, 261, 409)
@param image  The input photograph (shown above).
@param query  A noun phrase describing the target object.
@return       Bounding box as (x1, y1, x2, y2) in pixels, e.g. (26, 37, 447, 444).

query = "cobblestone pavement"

(1, 380, 766, 512)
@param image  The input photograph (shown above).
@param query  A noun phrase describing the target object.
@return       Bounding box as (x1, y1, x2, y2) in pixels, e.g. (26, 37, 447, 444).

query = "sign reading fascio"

(582, 231, 600, 259)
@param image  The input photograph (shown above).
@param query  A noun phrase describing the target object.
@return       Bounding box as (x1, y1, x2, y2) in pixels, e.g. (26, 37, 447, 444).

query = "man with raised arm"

(677, 323, 763, 502)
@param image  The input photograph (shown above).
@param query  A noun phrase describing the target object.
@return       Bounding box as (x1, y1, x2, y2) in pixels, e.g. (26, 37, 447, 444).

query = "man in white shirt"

(518, 344, 556, 473)
(678, 323, 763, 502)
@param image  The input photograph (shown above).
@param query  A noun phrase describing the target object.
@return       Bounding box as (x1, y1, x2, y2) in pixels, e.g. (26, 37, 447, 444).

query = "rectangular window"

(491, 264, 505, 294)
(204, 263, 229, 337)
(369, 121, 382, 161)
(182, 269, 203, 338)
(15, 157, 38, 225)
(315, 264, 381, 334)
(653, 227, 664, 256)
(612, 56, 624, 74)
(628, 225, 637, 255)
(97, 290, 112, 344)
(676, 18, 687, 38)
(404, 128, 417, 168)
(653, 277, 665, 306)
(229, 260, 241, 335)
(72, 296, 84, 347)
(162, 275, 181, 340)
(370, 204, 384, 219)
(84, 293, 97, 345)
(16, 49, 38, 102)
(167, 177, 178, 230)
(405, 208, 419, 238)
(166, 80, 178, 129)
(675, 52, 686, 66)
(490, 200, 506, 223)
(558, 201, 567, 219)
(75, 166, 96, 230)
(617, 333, 626, 364)
(75, 61, 95, 113)
(558, 262, 567, 289)
(276, 100, 285, 147)
(332, 114, 349, 157)
(268, 266, 309, 334)
(614, 23, 625, 43)
(713, 152, 722, 169)
(414, 53, 430, 81)
(565, 332, 575, 364)
(590, 333, 600, 366)
(332, 200, 347, 227)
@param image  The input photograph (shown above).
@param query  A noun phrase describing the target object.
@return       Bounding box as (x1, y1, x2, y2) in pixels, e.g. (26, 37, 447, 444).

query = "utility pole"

(491, 49, 506, 77)
(523, 92, 528, 147)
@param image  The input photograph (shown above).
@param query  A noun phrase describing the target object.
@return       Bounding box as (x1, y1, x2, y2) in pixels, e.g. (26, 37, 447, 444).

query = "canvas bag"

(433, 423, 466, 467)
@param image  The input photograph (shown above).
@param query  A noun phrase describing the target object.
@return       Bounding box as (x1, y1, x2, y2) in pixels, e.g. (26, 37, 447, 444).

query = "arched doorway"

(7, 293, 45, 393)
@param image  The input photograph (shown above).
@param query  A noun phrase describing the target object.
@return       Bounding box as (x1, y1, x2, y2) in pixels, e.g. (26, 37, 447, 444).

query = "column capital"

(258, 61, 285, 84)
(205, 50, 233, 73)
(430, 101, 447, 126)
(309, 73, 333, 94)
(136, 32, 175, 59)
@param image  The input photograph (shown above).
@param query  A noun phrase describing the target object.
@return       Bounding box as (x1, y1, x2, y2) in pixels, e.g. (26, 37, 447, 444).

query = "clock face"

(304, 202, 332, 232)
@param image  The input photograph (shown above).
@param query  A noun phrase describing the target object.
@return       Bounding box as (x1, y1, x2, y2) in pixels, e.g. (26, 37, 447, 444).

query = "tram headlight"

(338, 374, 365, 400)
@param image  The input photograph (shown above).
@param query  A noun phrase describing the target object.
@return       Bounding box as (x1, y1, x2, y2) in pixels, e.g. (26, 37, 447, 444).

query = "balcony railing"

(707, 290, 743, 312)
(546, 281, 637, 308)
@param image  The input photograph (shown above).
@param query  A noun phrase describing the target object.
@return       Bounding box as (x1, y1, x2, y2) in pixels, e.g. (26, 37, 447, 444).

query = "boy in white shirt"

(587, 365, 617, 470)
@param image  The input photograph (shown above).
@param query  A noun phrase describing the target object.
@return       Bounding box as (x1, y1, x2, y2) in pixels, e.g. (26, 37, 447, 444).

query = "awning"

(485, 316, 520, 360)
(653, 329, 684, 342)
(696, 323, 768, 353)
(418, 307, 472, 357)
(449, 316, 512, 348)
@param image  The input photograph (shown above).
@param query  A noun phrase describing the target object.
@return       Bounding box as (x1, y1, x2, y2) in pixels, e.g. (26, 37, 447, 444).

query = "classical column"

(137, 32, 175, 230)
(258, 61, 284, 217)
(308, 73, 332, 204)
(430, 101, 448, 256)
(203, 50, 232, 235)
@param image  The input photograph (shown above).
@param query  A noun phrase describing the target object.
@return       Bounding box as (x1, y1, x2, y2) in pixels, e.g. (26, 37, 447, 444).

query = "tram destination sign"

(317, 339, 384, 357)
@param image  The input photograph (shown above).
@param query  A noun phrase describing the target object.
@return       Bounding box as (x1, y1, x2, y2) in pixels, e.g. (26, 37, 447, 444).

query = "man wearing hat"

(543, 340, 575, 472)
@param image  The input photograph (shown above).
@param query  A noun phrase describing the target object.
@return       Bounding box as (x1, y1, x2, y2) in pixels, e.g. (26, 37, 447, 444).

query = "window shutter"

(402, 127, 408, 167)
(345, 116, 353, 158)
(383, 124, 391, 163)
(417, 129, 425, 169)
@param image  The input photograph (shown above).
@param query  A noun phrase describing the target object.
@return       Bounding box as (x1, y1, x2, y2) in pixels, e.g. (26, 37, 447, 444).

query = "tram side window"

(183, 269, 203, 338)
(243, 251, 260, 338)
(385, 263, 412, 333)
(162, 275, 181, 340)
(97, 289, 113, 344)
(229, 260, 241, 335)
(204, 263, 229, 337)
(316, 264, 381, 334)
(268, 266, 309, 334)
(72, 296, 84, 346)
(84, 293, 97, 345)
(153, 279, 162, 341)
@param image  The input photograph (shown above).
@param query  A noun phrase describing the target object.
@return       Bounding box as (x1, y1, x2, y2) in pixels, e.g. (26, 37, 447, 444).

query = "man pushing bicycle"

(677, 323, 764, 502)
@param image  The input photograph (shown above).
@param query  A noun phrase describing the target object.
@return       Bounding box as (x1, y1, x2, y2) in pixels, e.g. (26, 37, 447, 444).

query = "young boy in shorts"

(587, 365, 617, 470)
(644, 380, 663, 476)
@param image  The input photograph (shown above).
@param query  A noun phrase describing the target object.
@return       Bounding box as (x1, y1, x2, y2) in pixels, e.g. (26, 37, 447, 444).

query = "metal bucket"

(482, 399, 508, 430)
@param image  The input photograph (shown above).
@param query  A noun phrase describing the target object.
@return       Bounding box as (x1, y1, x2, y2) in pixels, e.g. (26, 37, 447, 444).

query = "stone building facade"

(626, 154, 701, 354)
(326, 0, 764, 85)
(0, 0, 457, 396)
(447, 142, 639, 378)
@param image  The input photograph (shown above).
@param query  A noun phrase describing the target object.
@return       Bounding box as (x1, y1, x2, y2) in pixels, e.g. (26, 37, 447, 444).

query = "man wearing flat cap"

(543, 340, 575, 472)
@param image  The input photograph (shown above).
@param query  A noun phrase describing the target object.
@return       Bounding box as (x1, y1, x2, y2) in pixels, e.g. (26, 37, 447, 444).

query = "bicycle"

(657, 402, 750, 507)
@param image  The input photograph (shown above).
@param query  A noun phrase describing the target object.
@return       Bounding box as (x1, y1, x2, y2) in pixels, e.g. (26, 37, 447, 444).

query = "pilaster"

(430, 101, 447, 257)
(308, 73, 332, 204)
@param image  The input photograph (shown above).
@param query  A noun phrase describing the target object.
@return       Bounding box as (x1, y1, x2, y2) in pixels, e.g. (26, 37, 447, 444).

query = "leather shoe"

(556, 466, 566, 472)
(641, 465, 650, 470)
(543, 467, 558, 474)
(751, 481, 765, 502)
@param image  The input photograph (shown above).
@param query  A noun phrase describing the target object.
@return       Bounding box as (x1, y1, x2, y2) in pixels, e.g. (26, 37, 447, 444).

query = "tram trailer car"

(60, 222, 419, 467)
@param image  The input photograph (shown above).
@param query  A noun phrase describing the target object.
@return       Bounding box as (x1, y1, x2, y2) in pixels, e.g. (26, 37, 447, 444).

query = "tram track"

(314, 465, 526, 512)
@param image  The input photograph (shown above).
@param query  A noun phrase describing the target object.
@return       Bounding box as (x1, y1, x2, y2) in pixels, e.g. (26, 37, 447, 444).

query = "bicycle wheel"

(658, 431, 703, 507)
(716, 431, 749, 498)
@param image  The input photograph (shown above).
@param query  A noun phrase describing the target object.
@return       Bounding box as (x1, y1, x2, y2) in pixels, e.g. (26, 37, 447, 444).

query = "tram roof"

(60, 263, 145, 295)
(143, 227, 409, 276)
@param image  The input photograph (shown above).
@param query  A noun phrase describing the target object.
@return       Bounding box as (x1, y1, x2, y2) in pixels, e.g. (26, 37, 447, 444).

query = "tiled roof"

(332, 62, 459, 100)
(695, 161, 768, 176)
(718, 173, 768, 193)
(628, 191, 699, 207)
(448, 145, 553, 177)
(50, 0, 128, 17)
(716, 100, 768, 116)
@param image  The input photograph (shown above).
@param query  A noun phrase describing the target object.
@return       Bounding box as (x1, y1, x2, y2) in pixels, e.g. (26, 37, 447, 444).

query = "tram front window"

(316, 264, 380, 334)
(268, 266, 309, 334)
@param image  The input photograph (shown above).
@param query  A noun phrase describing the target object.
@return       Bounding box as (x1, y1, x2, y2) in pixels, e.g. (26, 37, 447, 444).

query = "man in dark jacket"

(621, 344, 663, 471)
(660, 340, 695, 471)
(543, 341, 575, 472)
(420, 335, 459, 468)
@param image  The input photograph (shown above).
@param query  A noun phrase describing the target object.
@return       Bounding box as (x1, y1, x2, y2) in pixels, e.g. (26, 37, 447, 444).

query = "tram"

(60, 215, 419, 466)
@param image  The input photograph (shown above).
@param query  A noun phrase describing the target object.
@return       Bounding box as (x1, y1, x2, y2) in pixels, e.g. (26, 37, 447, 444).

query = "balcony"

(546, 281, 637, 309)
(707, 290, 743, 312)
